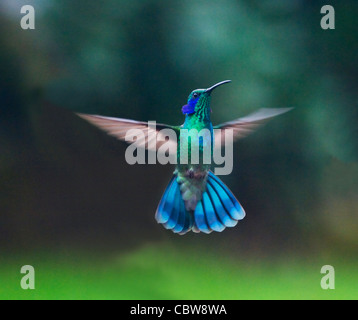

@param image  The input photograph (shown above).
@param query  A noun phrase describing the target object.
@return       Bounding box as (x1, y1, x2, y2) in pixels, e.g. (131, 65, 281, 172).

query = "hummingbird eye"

(193, 92, 199, 99)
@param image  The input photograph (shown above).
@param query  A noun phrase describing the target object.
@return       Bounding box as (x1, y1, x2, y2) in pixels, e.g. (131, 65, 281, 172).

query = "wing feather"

(214, 108, 293, 147)
(77, 113, 178, 153)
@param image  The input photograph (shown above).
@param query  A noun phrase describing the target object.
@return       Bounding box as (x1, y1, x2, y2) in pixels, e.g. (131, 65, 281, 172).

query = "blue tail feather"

(155, 176, 176, 224)
(206, 183, 236, 228)
(155, 175, 193, 234)
(193, 172, 245, 233)
(201, 192, 225, 232)
(163, 181, 180, 230)
(172, 191, 185, 233)
(207, 178, 239, 222)
(178, 198, 193, 235)
(193, 201, 212, 234)
(209, 173, 245, 220)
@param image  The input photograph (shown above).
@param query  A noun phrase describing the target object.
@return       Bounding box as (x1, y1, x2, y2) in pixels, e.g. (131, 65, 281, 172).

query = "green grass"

(0, 244, 357, 300)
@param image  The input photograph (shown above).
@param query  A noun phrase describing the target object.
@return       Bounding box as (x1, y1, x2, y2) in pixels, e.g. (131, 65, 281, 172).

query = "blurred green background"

(1, 0, 357, 300)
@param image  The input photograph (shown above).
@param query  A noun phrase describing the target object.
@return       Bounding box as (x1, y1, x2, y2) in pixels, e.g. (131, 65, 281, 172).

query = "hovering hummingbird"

(78, 80, 291, 235)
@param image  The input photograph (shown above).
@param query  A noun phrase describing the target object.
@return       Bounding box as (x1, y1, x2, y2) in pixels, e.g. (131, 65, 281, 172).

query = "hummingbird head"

(182, 80, 231, 116)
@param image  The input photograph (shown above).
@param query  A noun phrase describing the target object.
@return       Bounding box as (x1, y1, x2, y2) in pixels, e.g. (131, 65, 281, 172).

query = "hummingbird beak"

(204, 80, 231, 95)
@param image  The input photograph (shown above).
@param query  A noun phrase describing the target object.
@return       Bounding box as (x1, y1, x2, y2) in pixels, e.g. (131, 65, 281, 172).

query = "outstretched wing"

(213, 108, 292, 147)
(77, 113, 178, 152)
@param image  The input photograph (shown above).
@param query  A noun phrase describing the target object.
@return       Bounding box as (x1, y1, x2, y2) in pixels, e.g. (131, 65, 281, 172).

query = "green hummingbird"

(78, 80, 291, 235)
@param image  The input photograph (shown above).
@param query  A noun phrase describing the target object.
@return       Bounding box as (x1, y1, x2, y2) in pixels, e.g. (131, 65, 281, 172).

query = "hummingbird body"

(77, 80, 292, 235)
(176, 90, 214, 212)
(157, 81, 247, 233)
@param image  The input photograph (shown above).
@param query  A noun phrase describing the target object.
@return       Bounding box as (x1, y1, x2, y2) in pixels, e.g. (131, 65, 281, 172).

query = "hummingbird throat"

(182, 96, 211, 120)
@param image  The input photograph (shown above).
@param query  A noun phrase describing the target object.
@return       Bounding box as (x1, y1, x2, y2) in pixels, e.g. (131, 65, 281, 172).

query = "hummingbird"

(78, 80, 291, 235)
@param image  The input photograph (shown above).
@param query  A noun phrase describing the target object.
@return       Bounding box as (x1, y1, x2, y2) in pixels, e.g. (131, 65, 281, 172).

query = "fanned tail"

(155, 172, 245, 235)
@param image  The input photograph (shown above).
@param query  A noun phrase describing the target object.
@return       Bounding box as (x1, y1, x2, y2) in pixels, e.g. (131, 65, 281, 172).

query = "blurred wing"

(77, 113, 178, 152)
(214, 108, 293, 146)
